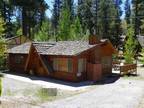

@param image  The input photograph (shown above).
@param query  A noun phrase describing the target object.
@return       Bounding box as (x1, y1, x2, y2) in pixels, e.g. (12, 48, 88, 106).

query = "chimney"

(89, 35, 101, 45)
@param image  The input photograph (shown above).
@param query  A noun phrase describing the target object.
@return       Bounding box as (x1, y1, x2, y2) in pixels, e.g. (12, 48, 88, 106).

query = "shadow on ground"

(93, 73, 120, 85)
(1, 70, 121, 87)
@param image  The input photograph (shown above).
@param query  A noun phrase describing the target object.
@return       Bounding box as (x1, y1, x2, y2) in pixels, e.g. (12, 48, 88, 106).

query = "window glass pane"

(68, 59, 72, 72)
(53, 58, 58, 71)
(60, 59, 68, 72)
(53, 58, 72, 72)
(15, 56, 24, 64)
(78, 58, 86, 73)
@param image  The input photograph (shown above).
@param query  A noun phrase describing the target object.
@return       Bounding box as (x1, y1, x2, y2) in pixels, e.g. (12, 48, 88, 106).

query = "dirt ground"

(0, 66, 144, 108)
(136, 67, 144, 108)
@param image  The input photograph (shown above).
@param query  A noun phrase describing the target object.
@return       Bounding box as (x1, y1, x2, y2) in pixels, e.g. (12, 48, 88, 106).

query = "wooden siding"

(8, 40, 115, 82)
(101, 56, 112, 75)
(8, 54, 28, 73)
(87, 63, 102, 81)
(44, 56, 82, 82)
(25, 45, 49, 76)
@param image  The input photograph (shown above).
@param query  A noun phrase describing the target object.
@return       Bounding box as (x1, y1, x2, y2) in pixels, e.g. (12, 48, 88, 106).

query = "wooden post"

(135, 54, 138, 75)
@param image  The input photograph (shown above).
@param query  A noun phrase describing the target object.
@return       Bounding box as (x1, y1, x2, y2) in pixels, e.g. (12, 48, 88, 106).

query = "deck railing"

(120, 64, 137, 75)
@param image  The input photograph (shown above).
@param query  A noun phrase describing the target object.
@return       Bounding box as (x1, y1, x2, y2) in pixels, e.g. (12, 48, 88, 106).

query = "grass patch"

(23, 89, 35, 96)
(35, 88, 57, 102)
(4, 88, 17, 96)
(5, 89, 13, 96)
(0, 78, 2, 96)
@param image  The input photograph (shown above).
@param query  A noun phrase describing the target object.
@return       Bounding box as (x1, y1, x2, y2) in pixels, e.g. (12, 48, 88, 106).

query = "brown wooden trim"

(43, 55, 74, 58)
(76, 44, 100, 57)
(25, 43, 50, 74)
(38, 54, 50, 75)
(20, 36, 22, 44)
(53, 71, 74, 74)
(24, 42, 32, 71)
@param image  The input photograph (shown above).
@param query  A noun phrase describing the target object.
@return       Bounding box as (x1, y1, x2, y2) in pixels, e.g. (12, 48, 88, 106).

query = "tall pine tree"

(58, 6, 71, 40)
(98, 0, 121, 41)
(0, 14, 7, 68)
(11, 0, 48, 38)
(125, 0, 132, 25)
(77, 0, 93, 35)
(0, 0, 14, 37)
(52, 0, 62, 34)
(62, 0, 74, 20)
(132, 0, 144, 35)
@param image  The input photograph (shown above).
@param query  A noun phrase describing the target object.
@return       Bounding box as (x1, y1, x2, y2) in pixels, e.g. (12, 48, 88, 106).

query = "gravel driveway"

(41, 78, 144, 108)
(1, 68, 144, 108)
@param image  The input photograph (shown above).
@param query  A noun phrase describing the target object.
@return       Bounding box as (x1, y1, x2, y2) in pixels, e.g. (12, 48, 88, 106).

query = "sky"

(45, 0, 53, 18)
(45, 0, 126, 19)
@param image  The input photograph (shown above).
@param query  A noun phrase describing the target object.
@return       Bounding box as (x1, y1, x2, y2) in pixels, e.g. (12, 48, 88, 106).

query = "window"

(68, 59, 72, 72)
(78, 58, 86, 73)
(53, 58, 73, 72)
(15, 55, 24, 64)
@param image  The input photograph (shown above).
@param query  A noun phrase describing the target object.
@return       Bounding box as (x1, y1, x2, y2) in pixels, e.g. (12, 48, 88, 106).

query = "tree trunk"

(134, 0, 138, 37)
(22, 7, 28, 36)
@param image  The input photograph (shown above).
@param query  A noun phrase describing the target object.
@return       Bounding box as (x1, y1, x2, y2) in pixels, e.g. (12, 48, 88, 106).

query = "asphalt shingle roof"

(8, 41, 100, 56)
(8, 42, 31, 54)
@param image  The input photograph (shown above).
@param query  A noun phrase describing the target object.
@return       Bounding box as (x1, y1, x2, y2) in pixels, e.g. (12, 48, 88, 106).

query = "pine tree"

(0, 16, 5, 36)
(34, 20, 51, 41)
(91, 0, 99, 35)
(11, 0, 48, 38)
(124, 26, 137, 63)
(77, 0, 83, 23)
(77, 0, 93, 35)
(0, 15, 7, 69)
(58, 7, 71, 40)
(139, 1, 144, 35)
(62, 0, 74, 20)
(77, 0, 122, 45)
(110, 0, 122, 47)
(52, 0, 62, 34)
(125, 0, 132, 25)
(0, 0, 14, 37)
(97, 0, 120, 40)
(132, 0, 144, 36)
(70, 16, 83, 40)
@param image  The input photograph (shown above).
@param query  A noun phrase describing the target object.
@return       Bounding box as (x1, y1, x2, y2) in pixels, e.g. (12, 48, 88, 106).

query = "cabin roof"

(8, 41, 101, 55)
(37, 41, 99, 55)
(8, 40, 115, 56)
(8, 42, 31, 54)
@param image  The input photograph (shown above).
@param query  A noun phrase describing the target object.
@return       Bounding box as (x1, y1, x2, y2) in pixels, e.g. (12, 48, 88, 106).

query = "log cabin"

(8, 36, 117, 82)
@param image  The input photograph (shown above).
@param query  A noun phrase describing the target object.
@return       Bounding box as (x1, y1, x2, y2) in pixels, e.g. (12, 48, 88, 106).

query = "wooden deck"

(120, 64, 137, 75)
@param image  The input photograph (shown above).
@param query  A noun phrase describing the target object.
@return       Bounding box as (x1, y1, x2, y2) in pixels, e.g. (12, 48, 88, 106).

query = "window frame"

(53, 58, 73, 73)
(78, 58, 86, 73)
(14, 55, 24, 64)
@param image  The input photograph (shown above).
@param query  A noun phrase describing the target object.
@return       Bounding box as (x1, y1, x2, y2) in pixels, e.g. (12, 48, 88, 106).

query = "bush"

(0, 78, 2, 96)
(0, 15, 7, 69)
(0, 38, 7, 70)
